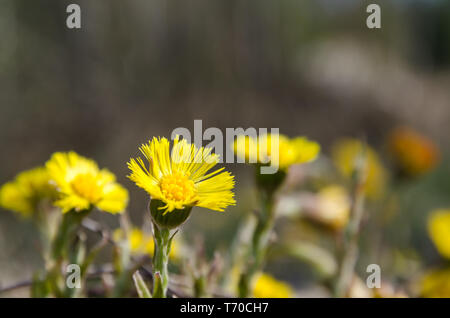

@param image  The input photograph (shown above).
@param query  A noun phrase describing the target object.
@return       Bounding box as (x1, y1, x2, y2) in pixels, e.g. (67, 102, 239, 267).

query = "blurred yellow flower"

(332, 138, 388, 199)
(0, 167, 57, 217)
(316, 185, 351, 229)
(233, 133, 320, 170)
(46, 151, 128, 213)
(114, 228, 178, 259)
(128, 136, 235, 214)
(253, 273, 293, 298)
(428, 209, 450, 259)
(388, 127, 439, 177)
(347, 276, 373, 298)
(421, 268, 450, 298)
(373, 283, 408, 298)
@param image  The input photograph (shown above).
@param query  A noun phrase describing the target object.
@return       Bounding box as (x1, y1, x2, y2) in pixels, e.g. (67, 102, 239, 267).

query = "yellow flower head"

(233, 133, 320, 170)
(114, 228, 179, 259)
(421, 268, 450, 298)
(253, 273, 293, 298)
(316, 185, 351, 230)
(128, 136, 235, 214)
(46, 151, 129, 214)
(428, 209, 450, 259)
(387, 127, 440, 177)
(0, 167, 57, 217)
(332, 138, 388, 199)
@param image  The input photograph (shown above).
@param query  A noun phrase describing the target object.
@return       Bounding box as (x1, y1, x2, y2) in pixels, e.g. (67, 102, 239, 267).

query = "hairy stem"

(152, 223, 172, 298)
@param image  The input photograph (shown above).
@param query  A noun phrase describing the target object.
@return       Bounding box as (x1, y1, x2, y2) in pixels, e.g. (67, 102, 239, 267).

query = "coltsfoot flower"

(234, 133, 320, 194)
(253, 273, 293, 298)
(428, 209, 450, 259)
(387, 127, 440, 177)
(316, 185, 351, 230)
(128, 136, 235, 229)
(332, 138, 388, 199)
(0, 166, 57, 217)
(46, 151, 129, 213)
(421, 268, 450, 298)
(234, 133, 320, 170)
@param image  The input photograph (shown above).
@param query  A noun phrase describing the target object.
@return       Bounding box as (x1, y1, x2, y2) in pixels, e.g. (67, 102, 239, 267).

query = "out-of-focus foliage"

(1, 0, 450, 298)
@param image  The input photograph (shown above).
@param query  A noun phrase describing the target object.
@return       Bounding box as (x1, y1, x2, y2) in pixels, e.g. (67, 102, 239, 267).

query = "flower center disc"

(160, 171, 196, 202)
(71, 173, 102, 203)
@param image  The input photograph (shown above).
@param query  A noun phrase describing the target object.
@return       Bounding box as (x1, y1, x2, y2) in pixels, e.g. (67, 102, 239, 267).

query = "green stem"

(193, 276, 207, 298)
(51, 210, 89, 260)
(334, 189, 365, 297)
(46, 210, 89, 297)
(334, 145, 367, 297)
(152, 223, 172, 298)
(238, 188, 275, 298)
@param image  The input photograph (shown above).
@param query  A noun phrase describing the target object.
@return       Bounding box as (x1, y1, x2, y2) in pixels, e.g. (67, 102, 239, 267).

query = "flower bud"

(149, 199, 192, 230)
(255, 165, 287, 195)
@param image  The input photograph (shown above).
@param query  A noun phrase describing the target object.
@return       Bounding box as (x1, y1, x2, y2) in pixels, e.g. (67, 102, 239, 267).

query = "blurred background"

(1, 0, 449, 296)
